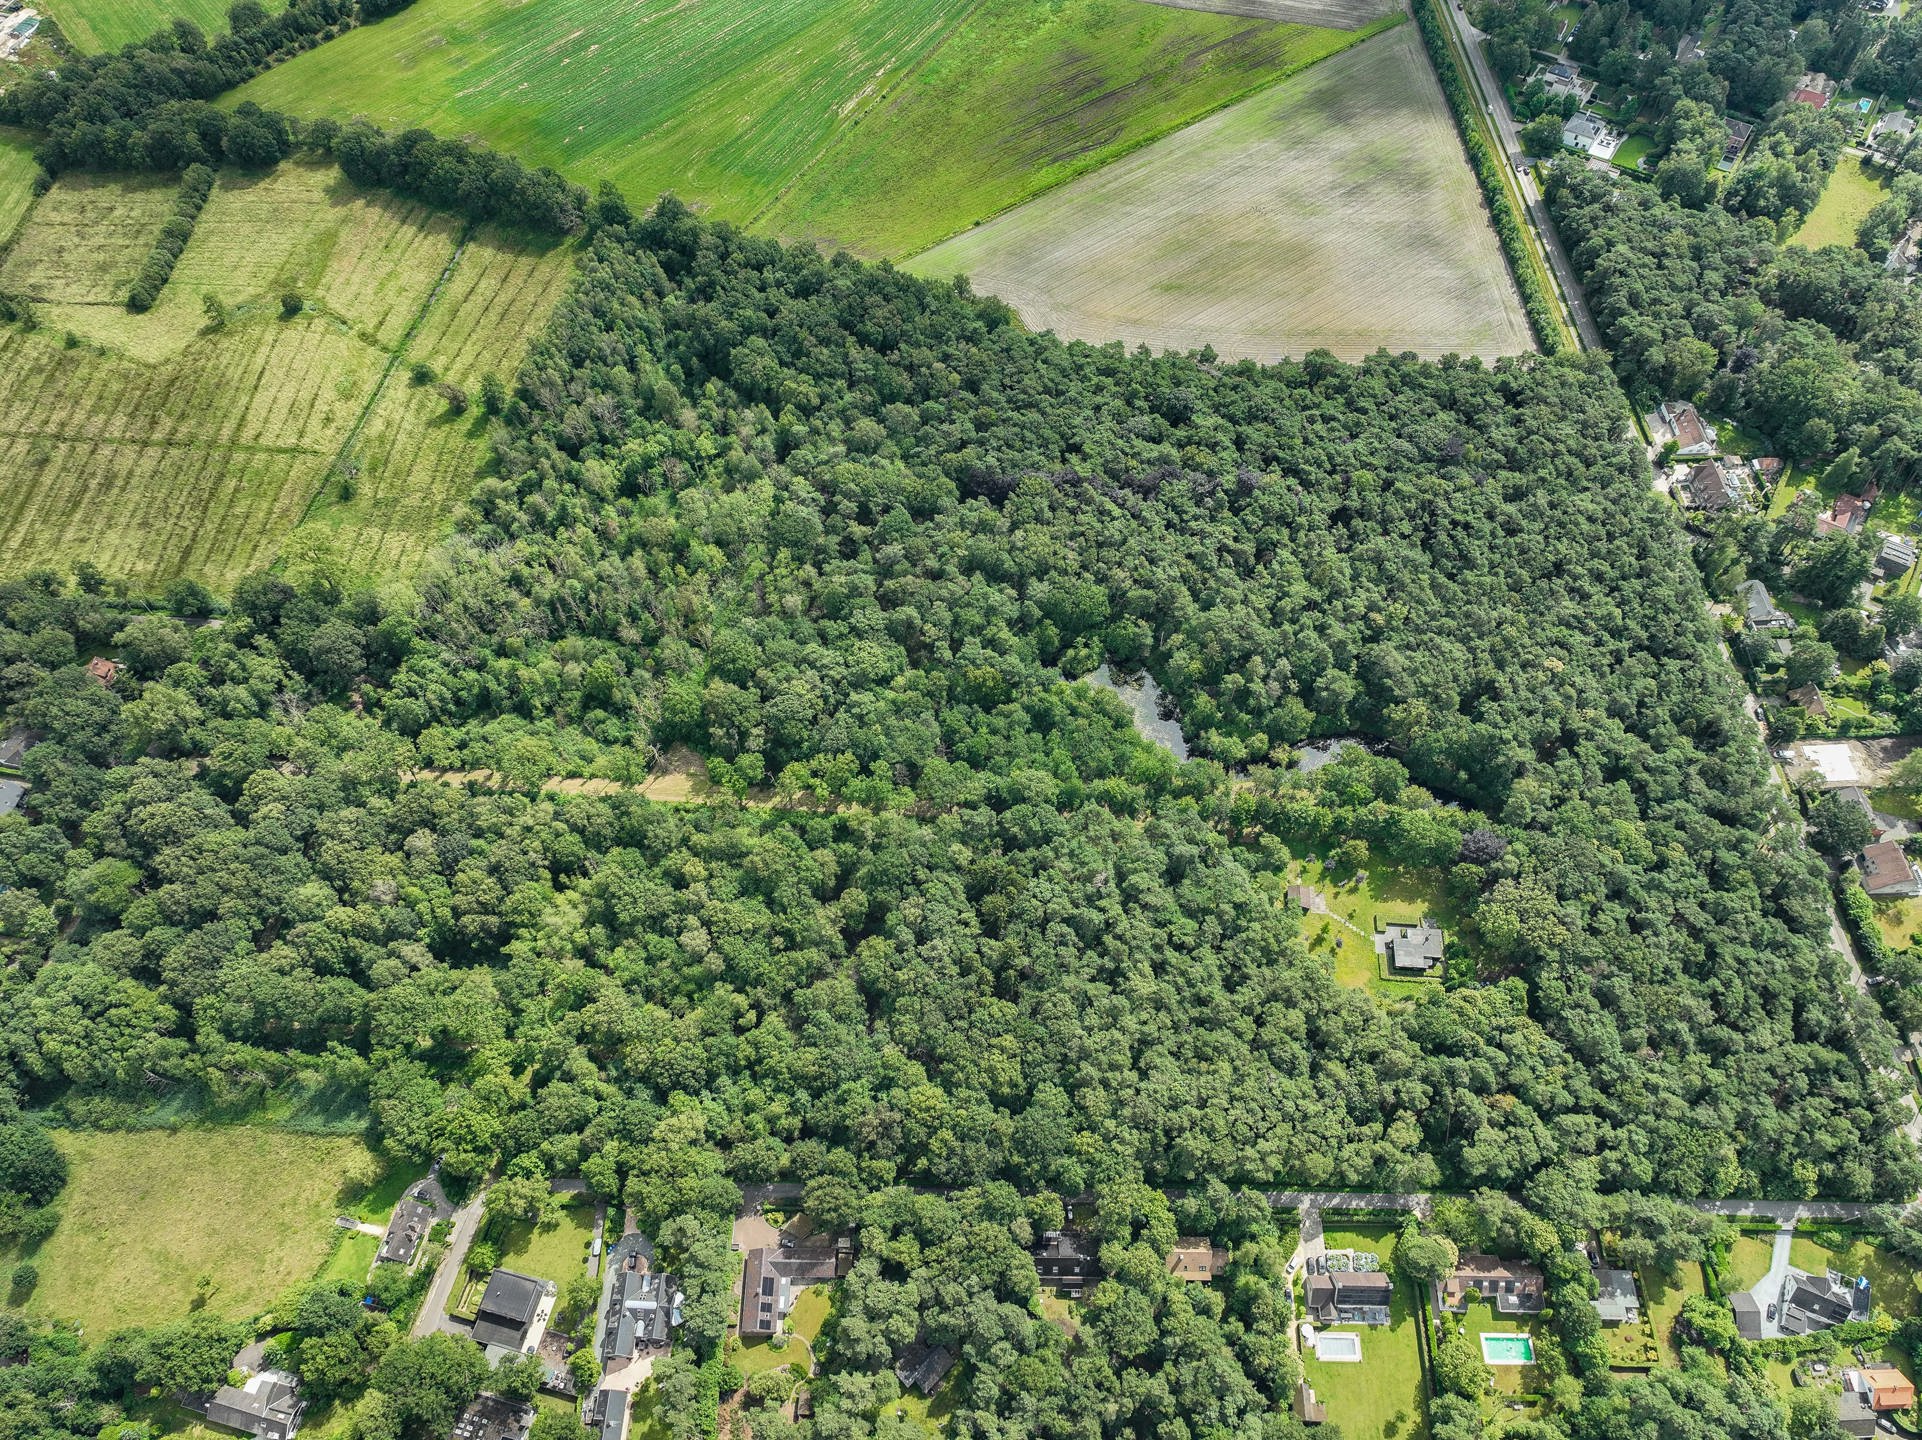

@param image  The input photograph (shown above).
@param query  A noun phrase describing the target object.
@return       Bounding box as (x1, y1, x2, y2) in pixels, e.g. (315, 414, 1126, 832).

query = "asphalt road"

(412, 1184, 487, 1339)
(1437, 0, 1605, 351)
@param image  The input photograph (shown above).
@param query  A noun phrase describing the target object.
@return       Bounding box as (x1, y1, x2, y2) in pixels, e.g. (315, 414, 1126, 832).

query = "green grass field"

(1277, 835, 1458, 996)
(1723, 1233, 1776, 1294)
(1301, 1224, 1428, 1439)
(0, 161, 569, 590)
(492, 1201, 596, 1288)
(41, 0, 282, 51)
(1611, 133, 1656, 172)
(762, 0, 1371, 256)
(314, 1230, 380, 1289)
(0, 127, 41, 249)
(1793, 153, 1891, 251)
(234, 0, 1350, 258)
(6, 1128, 383, 1333)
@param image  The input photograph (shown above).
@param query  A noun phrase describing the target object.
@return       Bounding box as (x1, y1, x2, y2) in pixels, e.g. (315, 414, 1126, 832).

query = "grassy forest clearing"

(39, 0, 278, 51)
(0, 128, 41, 248)
(3, 1128, 382, 1334)
(231, 0, 1348, 257)
(1792, 151, 1892, 250)
(0, 162, 569, 588)
(757, 0, 1375, 256)
(907, 26, 1534, 361)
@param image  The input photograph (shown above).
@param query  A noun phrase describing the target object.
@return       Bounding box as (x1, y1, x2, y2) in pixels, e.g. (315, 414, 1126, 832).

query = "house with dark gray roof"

(603, 1266, 680, 1362)
(1777, 1270, 1869, 1335)
(379, 1193, 435, 1267)
(1592, 1268, 1641, 1325)
(739, 1237, 851, 1337)
(0, 779, 25, 816)
(1032, 1229, 1100, 1296)
(1877, 534, 1919, 579)
(470, 1269, 553, 1355)
(1731, 1291, 1763, 1340)
(1382, 919, 1444, 974)
(451, 1394, 535, 1440)
(206, 1369, 306, 1440)
(1736, 579, 1791, 631)
(595, 1388, 628, 1440)
(1305, 1271, 1393, 1326)
(894, 1341, 956, 1396)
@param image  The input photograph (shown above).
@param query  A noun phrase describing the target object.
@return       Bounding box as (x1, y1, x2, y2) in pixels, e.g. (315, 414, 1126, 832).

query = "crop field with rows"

(0, 162, 567, 589)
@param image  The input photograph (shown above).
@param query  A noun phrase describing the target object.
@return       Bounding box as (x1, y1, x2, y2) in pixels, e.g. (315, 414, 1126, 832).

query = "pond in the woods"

(1085, 663, 1190, 760)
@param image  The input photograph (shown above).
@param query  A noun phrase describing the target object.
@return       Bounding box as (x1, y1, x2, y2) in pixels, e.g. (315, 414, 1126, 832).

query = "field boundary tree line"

(1412, 0, 1566, 353)
(126, 163, 215, 312)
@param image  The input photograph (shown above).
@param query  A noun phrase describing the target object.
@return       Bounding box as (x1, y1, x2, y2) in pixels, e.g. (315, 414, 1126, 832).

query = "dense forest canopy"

(0, 202, 1911, 1216)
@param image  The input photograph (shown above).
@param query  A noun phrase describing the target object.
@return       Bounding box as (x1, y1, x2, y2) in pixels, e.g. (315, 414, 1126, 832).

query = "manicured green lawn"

(314, 1230, 380, 1289)
(629, 1384, 672, 1440)
(5, 1127, 382, 1333)
(892, 1378, 959, 1436)
(1611, 133, 1656, 172)
(1723, 1234, 1776, 1294)
(1448, 1298, 1556, 1406)
(493, 1201, 596, 1288)
(1301, 1224, 1428, 1439)
(1793, 153, 1891, 251)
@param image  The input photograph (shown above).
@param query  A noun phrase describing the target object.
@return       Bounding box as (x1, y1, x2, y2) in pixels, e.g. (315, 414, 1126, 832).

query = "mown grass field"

(235, 0, 1351, 256)
(6, 1128, 382, 1333)
(234, 0, 971, 225)
(0, 127, 41, 249)
(762, 0, 1370, 256)
(908, 25, 1532, 362)
(41, 0, 280, 51)
(0, 161, 569, 589)
(1792, 153, 1890, 251)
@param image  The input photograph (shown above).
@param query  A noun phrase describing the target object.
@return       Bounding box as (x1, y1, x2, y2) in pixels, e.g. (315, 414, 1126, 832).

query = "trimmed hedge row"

(1413, 0, 1566, 355)
(127, 164, 215, 312)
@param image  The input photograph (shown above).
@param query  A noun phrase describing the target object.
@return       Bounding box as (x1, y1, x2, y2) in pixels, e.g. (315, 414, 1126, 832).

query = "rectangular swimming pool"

(1480, 1333, 1536, 1365)
(1315, 1332, 1363, 1362)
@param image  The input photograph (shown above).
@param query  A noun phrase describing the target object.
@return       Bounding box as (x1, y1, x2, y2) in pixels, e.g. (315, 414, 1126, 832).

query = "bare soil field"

(1137, 0, 1393, 32)
(908, 24, 1533, 363)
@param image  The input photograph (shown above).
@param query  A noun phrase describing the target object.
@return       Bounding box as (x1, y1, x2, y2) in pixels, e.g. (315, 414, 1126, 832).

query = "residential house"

(1792, 71, 1837, 107)
(1871, 109, 1915, 159)
(1681, 459, 1751, 513)
(1166, 1238, 1231, 1281)
(594, 1389, 628, 1440)
(206, 1370, 306, 1440)
(1818, 484, 1878, 535)
(0, 779, 25, 816)
(1736, 579, 1792, 631)
(86, 656, 118, 687)
(1731, 1291, 1764, 1340)
(469, 1269, 554, 1358)
(1860, 841, 1922, 899)
(739, 1236, 852, 1338)
(1890, 220, 1922, 276)
(1650, 401, 1718, 456)
(603, 1265, 680, 1362)
(1436, 1255, 1546, 1316)
(1675, 31, 1703, 62)
(1382, 918, 1445, 975)
(1033, 1229, 1100, 1296)
(1293, 1381, 1328, 1425)
(1776, 1269, 1870, 1335)
(1860, 1365, 1917, 1411)
(1835, 1388, 1877, 1438)
(1788, 684, 1830, 720)
(1539, 61, 1587, 100)
(1875, 534, 1918, 580)
(1562, 110, 1620, 159)
(378, 1193, 435, 1268)
(1721, 118, 1754, 168)
(1592, 1268, 1641, 1326)
(0, 729, 33, 768)
(451, 1394, 536, 1440)
(894, 1341, 956, 1396)
(1305, 1270, 1394, 1326)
